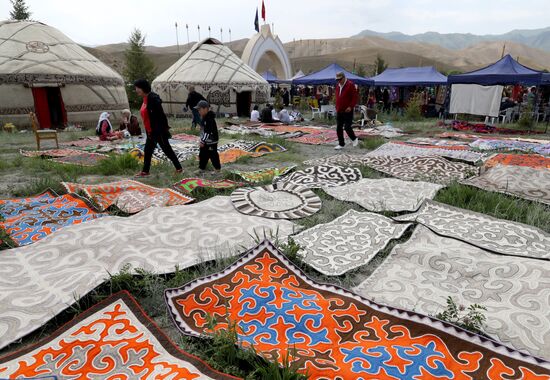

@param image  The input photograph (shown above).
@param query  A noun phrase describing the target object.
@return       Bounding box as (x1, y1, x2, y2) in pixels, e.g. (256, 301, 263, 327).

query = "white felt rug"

(396, 200, 550, 259)
(276, 165, 362, 189)
(293, 209, 410, 276)
(354, 226, 550, 358)
(324, 178, 443, 212)
(365, 142, 486, 163)
(0, 196, 298, 350)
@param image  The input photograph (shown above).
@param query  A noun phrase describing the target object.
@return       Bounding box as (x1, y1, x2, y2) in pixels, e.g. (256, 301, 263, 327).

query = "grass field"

(0, 116, 548, 378)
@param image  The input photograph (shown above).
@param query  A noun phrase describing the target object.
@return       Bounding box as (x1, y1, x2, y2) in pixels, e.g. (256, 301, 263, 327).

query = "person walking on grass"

(185, 86, 206, 129)
(334, 71, 359, 150)
(196, 100, 221, 171)
(133, 79, 183, 178)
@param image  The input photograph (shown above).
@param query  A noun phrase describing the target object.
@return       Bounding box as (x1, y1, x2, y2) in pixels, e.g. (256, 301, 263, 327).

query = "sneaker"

(134, 171, 150, 178)
(352, 138, 359, 147)
(334, 145, 344, 150)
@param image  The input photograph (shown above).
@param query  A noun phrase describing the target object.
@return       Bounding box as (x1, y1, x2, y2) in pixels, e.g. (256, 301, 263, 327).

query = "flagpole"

(186, 24, 189, 45)
(197, 25, 200, 40)
(175, 22, 181, 57)
(229, 28, 232, 43)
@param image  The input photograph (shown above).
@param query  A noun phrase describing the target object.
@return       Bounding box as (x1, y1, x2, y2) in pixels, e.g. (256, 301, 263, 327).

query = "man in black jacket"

(185, 86, 206, 129)
(133, 79, 182, 177)
(196, 100, 221, 171)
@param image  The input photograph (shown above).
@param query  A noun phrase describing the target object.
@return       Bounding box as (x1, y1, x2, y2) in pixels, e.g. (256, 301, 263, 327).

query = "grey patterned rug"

(354, 226, 550, 358)
(293, 209, 411, 276)
(461, 165, 550, 206)
(303, 154, 366, 167)
(361, 155, 478, 184)
(0, 196, 298, 350)
(396, 200, 550, 259)
(365, 142, 486, 163)
(276, 165, 362, 189)
(231, 182, 321, 219)
(324, 178, 443, 212)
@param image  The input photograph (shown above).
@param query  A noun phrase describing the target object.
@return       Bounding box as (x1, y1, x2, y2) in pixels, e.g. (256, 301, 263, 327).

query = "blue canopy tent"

(292, 63, 373, 86)
(261, 71, 290, 84)
(372, 66, 447, 86)
(448, 55, 544, 85)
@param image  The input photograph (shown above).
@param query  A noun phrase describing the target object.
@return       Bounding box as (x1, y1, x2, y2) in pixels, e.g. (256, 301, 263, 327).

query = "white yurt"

(153, 38, 269, 117)
(0, 20, 128, 129)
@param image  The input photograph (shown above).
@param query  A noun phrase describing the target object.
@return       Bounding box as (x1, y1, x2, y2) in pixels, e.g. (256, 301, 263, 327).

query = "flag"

(261, 0, 266, 21)
(254, 7, 259, 32)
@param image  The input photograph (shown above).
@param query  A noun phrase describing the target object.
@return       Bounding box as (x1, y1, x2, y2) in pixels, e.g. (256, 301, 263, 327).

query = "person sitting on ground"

(278, 108, 294, 124)
(260, 104, 274, 123)
(271, 105, 280, 121)
(196, 100, 221, 171)
(133, 79, 183, 178)
(185, 86, 206, 129)
(282, 88, 290, 107)
(119, 109, 142, 136)
(250, 105, 260, 122)
(96, 112, 123, 141)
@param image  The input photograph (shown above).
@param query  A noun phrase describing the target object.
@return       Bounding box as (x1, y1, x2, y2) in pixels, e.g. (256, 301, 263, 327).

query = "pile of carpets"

(450, 120, 544, 135)
(469, 138, 550, 155)
(63, 180, 194, 213)
(461, 153, 550, 205)
(164, 239, 550, 379)
(0, 196, 299, 350)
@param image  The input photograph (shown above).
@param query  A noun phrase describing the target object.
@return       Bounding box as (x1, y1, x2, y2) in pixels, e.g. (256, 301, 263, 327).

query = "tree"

(356, 64, 367, 77)
(124, 29, 156, 107)
(372, 54, 388, 76)
(10, 0, 31, 21)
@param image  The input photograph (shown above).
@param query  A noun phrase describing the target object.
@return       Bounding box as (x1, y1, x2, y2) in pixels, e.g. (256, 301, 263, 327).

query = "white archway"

(241, 24, 292, 80)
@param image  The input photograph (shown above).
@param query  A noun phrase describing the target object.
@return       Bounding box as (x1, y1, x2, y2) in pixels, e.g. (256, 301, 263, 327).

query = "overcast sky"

(3, 0, 549, 46)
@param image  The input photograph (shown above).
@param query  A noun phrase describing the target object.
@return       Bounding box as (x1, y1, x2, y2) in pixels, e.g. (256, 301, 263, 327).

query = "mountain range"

(85, 27, 550, 79)
(353, 27, 550, 51)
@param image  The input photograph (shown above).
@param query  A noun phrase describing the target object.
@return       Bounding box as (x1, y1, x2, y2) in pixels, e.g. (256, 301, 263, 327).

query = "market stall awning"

(372, 66, 447, 86)
(292, 63, 374, 86)
(261, 71, 290, 84)
(448, 55, 544, 86)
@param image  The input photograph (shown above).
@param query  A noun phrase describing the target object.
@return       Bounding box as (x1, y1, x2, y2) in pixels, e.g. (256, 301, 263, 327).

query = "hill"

(354, 27, 550, 52)
(85, 35, 550, 80)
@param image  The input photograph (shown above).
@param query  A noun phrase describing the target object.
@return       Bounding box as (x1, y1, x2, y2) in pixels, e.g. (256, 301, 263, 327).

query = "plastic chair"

(30, 112, 58, 150)
(310, 106, 321, 120)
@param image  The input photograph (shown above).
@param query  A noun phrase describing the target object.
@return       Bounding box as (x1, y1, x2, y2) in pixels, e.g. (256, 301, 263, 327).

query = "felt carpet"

(366, 142, 485, 163)
(354, 226, 550, 359)
(165, 240, 550, 379)
(0, 190, 58, 219)
(218, 149, 264, 164)
(0, 291, 237, 380)
(128, 147, 161, 166)
(461, 164, 550, 206)
(394, 140, 471, 151)
(451, 120, 544, 135)
(362, 155, 478, 184)
(276, 165, 362, 189)
(288, 130, 339, 144)
(62, 180, 194, 213)
(405, 137, 472, 147)
(62, 136, 111, 148)
(437, 132, 482, 140)
(51, 152, 109, 166)
(231, 182, 321, 220)
(294, 209, 410, 275)
(324, 178, 443, 212)
(485, 153, 550, 169)
(396, 200, 550, 259)
(470, 139, 550, 156)
(303, 154, 366, 167)
(19, 149, 84, 158)
(173, 178, 245, 193)
(232, 165, 296, 183)
(0, 193, 106, 246)
(171, 133, 200, 142)
(246, 141, 287, 153)
(0, 196, 298, 350)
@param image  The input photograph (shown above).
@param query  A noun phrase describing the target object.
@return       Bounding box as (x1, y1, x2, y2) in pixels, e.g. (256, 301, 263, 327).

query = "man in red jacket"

(334, 71, 359, 150)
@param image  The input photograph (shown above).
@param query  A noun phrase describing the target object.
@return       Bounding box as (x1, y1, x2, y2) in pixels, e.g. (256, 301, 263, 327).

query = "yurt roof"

(153, 38, 268, 87)
(0, 20, 123, 85)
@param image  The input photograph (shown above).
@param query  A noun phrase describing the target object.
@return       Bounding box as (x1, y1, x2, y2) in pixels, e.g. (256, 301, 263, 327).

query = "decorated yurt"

(0, 20, 128, 129)
(153, 38, 269, 117)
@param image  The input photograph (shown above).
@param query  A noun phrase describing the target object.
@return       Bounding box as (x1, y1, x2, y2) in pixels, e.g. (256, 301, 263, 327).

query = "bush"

(403, 92, 423, 121)
(435, 296, 487, 335)
(518, 104, 534, 129)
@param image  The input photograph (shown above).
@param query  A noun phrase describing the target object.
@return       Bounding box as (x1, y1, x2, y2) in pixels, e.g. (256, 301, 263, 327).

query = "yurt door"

(31, 87, 67, 129)
(31, 88, 52, 129)
(236, 91, 252, 117)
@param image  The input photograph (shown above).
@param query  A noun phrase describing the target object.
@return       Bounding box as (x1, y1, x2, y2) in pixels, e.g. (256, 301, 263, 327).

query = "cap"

(335, 71, 345, 80)
(194, 100, 210, 109)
